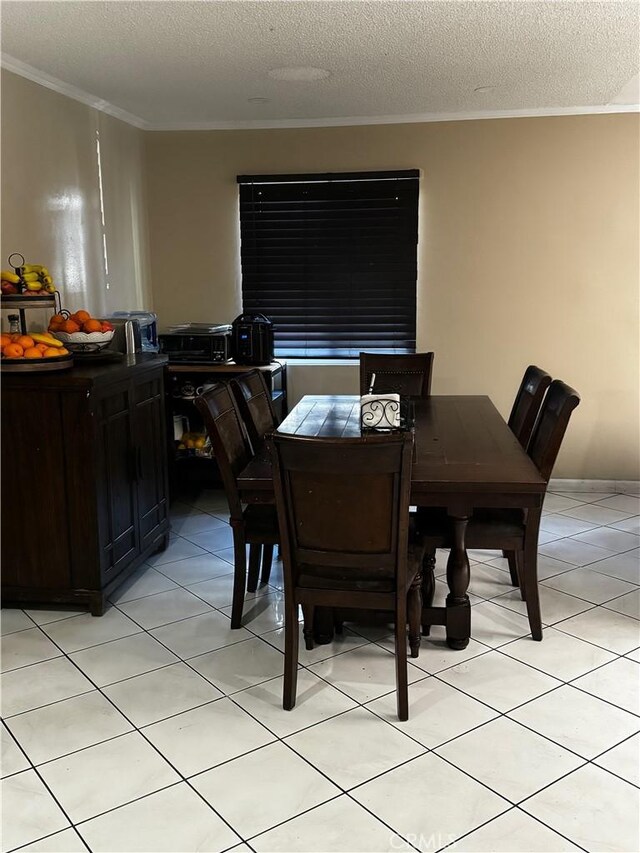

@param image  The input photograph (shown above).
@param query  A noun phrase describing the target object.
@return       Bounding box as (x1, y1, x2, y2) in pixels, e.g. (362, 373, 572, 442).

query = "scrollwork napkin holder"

(360, 393, 401, 431)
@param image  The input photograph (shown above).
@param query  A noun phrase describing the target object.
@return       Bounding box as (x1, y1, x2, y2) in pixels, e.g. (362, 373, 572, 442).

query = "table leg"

(312, 607, 335, 645)
(445, 515, 471, 650)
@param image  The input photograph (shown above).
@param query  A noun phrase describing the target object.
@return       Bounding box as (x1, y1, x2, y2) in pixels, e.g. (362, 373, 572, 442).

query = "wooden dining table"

(237, 394, 546, 649)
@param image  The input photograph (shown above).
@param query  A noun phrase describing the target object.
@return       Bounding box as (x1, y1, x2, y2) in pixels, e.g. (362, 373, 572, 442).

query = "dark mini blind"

(237, 170, 419, 358)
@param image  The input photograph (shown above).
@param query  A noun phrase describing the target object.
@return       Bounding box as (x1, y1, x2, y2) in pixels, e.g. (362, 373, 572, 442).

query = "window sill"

(280, 358, 358, 367)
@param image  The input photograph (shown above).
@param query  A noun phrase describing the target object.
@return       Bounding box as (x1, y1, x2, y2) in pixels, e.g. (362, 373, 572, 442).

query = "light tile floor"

(2, 488, 639, 853)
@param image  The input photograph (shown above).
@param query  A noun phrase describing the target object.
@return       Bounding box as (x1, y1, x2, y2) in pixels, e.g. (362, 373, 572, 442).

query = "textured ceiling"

(1, 1, 638, 129)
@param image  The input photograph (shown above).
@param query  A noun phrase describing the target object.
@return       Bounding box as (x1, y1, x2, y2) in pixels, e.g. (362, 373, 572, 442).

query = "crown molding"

(147, 104, 640, 131)
(1, 55, 150, 129)
(2, 55, 638, 132)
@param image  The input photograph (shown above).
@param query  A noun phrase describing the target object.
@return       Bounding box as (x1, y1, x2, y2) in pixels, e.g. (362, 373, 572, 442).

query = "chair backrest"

(508, 365, 552, 448)
(528, 379, 580, 482)
(230, 369, 279, 452)
(195, 383, 253, 520)
(269, 432, 414, 590)
(359, 352, 434, 398)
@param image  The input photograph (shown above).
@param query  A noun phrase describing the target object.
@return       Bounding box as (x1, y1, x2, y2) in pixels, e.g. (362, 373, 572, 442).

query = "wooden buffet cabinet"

(1, 355, 170, 615)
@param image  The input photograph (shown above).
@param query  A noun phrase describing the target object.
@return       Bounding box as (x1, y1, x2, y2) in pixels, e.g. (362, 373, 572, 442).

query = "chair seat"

(243, 504, 279, 543)
(298, 542, 424, 592)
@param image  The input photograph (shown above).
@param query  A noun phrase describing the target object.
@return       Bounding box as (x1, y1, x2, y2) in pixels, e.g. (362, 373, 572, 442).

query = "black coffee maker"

(231, 312, 274, 365)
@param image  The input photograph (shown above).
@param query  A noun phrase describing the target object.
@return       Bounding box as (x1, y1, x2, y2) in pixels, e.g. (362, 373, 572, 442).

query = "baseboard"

(549, 479, 640, 495)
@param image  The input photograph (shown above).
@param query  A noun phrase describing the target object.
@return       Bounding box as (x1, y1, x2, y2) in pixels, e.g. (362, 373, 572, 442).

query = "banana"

(25, 281, 43, 292)
(31, 333, 63, 348)
(21, 272, 40, 282)
(39, 267, 50, 278)
(44, 284, 56, 294)
(1, 270, 20, 284)
(20, 264, 44, 274)
(42, 275, 53, 285)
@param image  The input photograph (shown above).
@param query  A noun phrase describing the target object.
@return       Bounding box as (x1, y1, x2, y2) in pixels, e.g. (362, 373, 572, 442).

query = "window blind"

(237, 170, 419, 358)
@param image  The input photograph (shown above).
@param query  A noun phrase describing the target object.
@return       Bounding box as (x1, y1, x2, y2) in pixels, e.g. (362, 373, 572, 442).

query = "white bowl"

(52, 329, 115, 352)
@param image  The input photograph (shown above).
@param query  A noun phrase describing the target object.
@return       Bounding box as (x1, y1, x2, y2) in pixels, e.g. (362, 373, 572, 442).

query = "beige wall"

(145, 116, 640, 480)
(1, 70, 151, 319)
(2, 68, 637, 480)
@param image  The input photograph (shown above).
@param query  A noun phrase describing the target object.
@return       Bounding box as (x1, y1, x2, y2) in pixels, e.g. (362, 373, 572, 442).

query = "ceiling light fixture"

(248, 97, 270, 104)
(474, 85, 497, 94)
(268, 66, 331, 82)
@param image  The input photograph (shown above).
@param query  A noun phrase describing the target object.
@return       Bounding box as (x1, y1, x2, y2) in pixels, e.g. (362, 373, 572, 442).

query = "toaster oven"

(158, 324, 232, 363)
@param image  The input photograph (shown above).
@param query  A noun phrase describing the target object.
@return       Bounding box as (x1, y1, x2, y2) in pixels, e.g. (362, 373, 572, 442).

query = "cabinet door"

(95, 383, 139, 582)
(133, 371, 169, 553)
(1, 390, 72, 590)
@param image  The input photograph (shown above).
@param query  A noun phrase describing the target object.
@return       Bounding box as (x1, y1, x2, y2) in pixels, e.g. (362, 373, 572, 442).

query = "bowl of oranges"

(1, 331, 72, 371)
(49, 310, 115, 352)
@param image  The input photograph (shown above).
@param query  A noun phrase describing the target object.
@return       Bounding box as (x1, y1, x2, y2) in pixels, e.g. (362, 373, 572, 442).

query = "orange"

(0, 334, 10, 348)
(42, 347, 61, 357)
(3, 343, 24, 358)
(72, 310, 91, 324)
(49, 313, 65, 327)
(61, 319, 80, 333)
(16, 335, 34, 350)
(10, 333, 21, 342)
(58, 347, 70, 356)
(82, 319, 103, 333)
(35, 343, 49, 353)
(23, 347, 43, 359)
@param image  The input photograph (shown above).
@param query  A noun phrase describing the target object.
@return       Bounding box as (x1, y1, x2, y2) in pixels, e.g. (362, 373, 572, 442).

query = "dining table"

(237, 394, 546, 649)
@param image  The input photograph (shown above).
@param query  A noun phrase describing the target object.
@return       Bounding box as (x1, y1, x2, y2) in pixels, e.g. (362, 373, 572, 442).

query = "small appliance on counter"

(108, 317, 142, 356)
(108, 311, 158, 352)
(158, 323, 232, 363)
(231, 312, 274, 365)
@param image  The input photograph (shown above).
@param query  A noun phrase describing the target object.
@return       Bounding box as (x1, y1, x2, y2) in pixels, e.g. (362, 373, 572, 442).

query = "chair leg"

(520, 541, 542, 640)
(394, 595, 409, 721)
(421, 548, 436, 636)
(260, 544, 274, 585)
(505, 550, 520, 588)
(515, 550, 526, 601)
(408, 574, 422, 658)
(301, 603, 315, 650)
(230, 530, 247, 629)
(283, 597, 300, 711)
(247, 544, 261, 592)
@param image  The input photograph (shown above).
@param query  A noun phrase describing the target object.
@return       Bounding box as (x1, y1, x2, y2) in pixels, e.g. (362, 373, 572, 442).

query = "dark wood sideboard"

(1, 354, 170, 615)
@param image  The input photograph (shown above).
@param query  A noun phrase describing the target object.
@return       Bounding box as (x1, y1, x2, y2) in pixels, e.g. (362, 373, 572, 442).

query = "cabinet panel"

(1, 390, 71, 589)
(134, 375, 169, 552)
(95, 387, 138, 582)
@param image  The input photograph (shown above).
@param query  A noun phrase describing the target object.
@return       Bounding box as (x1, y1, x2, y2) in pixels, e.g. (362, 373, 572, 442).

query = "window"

(237, 170, 419, 358)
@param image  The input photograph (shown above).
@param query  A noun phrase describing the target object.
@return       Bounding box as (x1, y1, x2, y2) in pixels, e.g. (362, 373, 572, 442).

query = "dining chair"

(230, 369, 279, 452)
(508, 365, 553, 449)
(195, 383, 278, 626)
(499, 365, 553, 586)
(359, 352, 435, 398)
(269, 430, 423, 721)
(418, 379, 580, 641)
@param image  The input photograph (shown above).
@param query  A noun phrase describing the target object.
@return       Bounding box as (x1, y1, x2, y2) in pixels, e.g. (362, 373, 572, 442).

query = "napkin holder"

(360, 394, 401, 431)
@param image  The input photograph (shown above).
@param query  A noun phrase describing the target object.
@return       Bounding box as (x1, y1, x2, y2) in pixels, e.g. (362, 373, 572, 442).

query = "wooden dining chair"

(269, 430, 423, 721)
(195, 383, 278, 626)
(498, 365, 553, 586)
(359, 352, 435, 398)
(418, 380, 580, 641)
(508, 365, 552, 449)
(230, 369, 279, 452)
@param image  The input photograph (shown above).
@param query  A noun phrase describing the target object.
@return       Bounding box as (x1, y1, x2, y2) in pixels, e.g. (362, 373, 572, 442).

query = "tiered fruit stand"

(1, 253, 73, 372)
